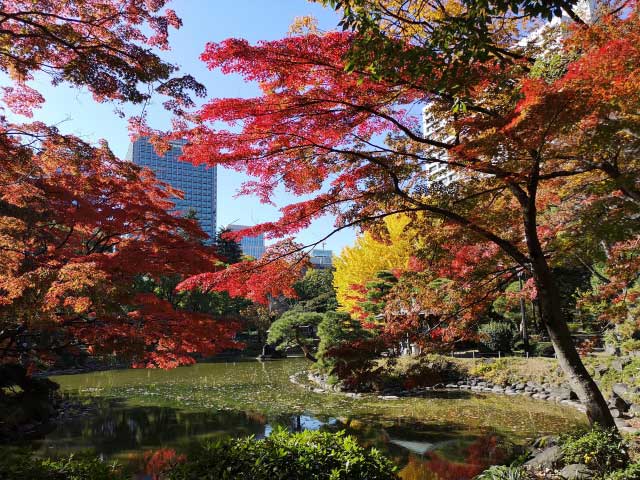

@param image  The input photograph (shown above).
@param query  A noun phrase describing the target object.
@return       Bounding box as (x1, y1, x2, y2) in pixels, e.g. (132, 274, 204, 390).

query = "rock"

(559, 463, 594, 480)
(594, 364, 609, 376)
(515, 383, 526, 390)
(609, 408, 622, 418)
(614, 418, 629, 429)
(605, 344, 621, 356)
(525, 445, 563, 470)
(612, 358, 631, 372)
(549, 387, 574, 401)
(613, 383, 631, 398)
(629, 403, 640, 417)
(379, 395, 399, 400)
(531, 435, 558, 448)
(610, 393, 630, 412)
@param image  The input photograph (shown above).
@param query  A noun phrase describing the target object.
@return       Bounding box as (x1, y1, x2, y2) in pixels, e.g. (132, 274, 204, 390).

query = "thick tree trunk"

(525, 222, 615, 427)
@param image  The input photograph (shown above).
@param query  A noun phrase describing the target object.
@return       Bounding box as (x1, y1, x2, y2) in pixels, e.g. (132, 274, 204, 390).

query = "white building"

(420, 0, 598, 187)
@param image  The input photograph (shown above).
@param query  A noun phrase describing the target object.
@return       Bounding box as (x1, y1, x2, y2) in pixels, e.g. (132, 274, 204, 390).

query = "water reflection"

(37, 359, 585, 479)
(34, 398, 512, 480)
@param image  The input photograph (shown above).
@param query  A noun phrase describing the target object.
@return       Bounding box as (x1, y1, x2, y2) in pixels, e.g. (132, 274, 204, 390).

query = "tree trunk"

(300, 344, 317, 362)
(526, 228, 615, 427)
(295, 331, 317, 362)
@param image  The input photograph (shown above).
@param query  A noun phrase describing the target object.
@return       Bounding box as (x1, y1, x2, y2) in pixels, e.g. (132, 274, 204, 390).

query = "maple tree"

(0, 131, 239, 368)
(180, 0, 640, 426)
(0, 1, 242, 371)
(0, 0, 204, 127)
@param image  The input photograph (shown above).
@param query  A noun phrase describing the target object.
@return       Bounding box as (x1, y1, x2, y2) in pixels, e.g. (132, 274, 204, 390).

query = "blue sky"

(21, 0, 356, 254)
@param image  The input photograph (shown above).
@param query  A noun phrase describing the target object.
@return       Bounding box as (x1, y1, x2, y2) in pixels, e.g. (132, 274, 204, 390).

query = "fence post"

(498, 351, 501, 359)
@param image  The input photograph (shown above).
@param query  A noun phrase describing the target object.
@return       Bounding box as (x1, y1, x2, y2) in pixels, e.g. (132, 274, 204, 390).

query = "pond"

(34, 358, 585, 479)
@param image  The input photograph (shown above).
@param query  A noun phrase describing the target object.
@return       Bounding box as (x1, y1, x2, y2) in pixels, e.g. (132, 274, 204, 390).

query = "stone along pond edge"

(289, 370, 640, 435)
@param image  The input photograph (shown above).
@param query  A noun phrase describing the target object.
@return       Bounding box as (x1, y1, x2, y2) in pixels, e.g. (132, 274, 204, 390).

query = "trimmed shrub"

(478, 322, 517, 353)
(561, 427, 629, 475)
(168, 429, 398, 480)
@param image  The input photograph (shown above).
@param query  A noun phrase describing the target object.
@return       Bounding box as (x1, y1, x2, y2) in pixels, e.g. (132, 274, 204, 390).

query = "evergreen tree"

(215, 228, 243, 264)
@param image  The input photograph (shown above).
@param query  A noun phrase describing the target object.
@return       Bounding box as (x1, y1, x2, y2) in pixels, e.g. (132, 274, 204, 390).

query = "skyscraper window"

(126, 138, 217, 240)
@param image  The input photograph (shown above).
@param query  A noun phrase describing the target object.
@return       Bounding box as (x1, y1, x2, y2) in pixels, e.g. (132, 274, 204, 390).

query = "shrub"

(561, 427, 629, 475)
(382, 355, 465, 390)
(532, 342, 555, 357)
(168, 429, 398, 480)
(478, 322, 517, 353)
(0, 449, 124, 480)
(606, 463, 640, 480)
(474, 465, 529, 480)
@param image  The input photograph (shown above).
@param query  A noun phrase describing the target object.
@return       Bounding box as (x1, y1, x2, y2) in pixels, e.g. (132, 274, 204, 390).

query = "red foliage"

(144, 448, 186, 480)
(0, 130, 237, 368)
(177, 240, 308, 305)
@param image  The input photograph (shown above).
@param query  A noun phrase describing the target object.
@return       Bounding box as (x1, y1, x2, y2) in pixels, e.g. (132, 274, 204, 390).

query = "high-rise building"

(420, 0, 598, 187)
(228, 224, 266, 259)
(309, 249, 333, 269)
(126, 138, 217, 240)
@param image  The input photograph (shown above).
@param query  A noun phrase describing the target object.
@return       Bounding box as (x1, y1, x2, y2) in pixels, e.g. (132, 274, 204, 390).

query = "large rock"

(610, 392, 630, 413)
(559, 464, 594, 480)
(525, 445, 563, 470)
(612, 358, 632, 372)
(613, 383, 631, 398)
(549, 387, 576, 401)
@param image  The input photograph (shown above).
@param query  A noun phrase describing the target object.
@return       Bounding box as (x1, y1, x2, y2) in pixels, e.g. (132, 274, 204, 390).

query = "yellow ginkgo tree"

(333, 214, 417, 315)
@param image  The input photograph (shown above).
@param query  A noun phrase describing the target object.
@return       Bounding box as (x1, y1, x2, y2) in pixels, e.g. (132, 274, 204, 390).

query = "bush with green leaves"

(168, 429, 398, 480)
(474, 465, 529, 480)
(0, 449, 124, 480)
(561, 427, 629, 475)
(478, 321, 517, 353)
(606, 462, 640, 480)
(532, 341, 555, 357)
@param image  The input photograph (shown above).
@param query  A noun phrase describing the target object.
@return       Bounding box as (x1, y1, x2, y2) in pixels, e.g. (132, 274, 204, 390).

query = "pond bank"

(294, 355, 640, 435)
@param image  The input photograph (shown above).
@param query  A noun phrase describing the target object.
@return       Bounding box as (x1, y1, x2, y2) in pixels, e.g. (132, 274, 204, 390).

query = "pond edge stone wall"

(291, 371, 639, 434)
